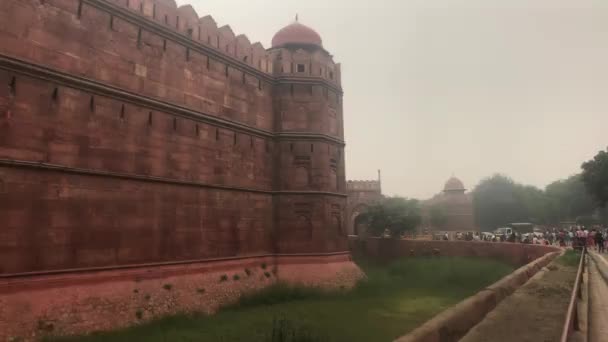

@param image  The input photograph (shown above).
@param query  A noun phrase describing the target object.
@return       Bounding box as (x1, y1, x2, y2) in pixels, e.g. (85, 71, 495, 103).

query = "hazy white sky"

(179, 0, 608, 199)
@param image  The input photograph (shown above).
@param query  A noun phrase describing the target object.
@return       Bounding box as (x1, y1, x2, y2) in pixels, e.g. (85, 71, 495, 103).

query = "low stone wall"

(393, 249, 561, 342)
(352, 238, 559, 266)
(0, 253, 364, 341)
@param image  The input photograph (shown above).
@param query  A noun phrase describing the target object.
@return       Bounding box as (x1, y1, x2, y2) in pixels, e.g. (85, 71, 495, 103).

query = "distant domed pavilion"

(422, 176, 477, 232)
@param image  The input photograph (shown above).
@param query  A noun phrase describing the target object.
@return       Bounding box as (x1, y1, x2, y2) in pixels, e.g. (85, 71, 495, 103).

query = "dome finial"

(295, 13, 299, 22)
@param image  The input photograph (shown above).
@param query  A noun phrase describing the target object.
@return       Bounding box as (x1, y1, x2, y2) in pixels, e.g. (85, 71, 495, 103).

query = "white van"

(494, 227, 512, 237)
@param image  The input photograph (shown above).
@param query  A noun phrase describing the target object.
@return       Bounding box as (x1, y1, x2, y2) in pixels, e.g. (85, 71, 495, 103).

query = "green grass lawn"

(49, 257, 515, 342)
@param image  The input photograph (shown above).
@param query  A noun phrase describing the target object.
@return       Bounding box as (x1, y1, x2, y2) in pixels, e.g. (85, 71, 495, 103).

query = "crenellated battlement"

(104, 0, 273, 73)
(347, 180, 381, 192)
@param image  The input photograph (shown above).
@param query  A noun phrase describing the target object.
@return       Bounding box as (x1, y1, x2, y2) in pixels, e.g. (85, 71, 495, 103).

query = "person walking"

(596, 231, 605, 253)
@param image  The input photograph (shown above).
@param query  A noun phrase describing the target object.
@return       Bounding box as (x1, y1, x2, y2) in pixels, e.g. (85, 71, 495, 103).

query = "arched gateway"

(346, 171, 384, 236)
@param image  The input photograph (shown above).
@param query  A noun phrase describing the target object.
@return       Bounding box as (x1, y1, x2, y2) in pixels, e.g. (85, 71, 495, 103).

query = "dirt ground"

(588, 252, 608, 342)
(460, 256, 577, 342)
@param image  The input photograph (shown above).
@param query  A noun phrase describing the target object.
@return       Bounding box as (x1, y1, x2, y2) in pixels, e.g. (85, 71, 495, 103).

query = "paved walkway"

(588, 252, 608, 342)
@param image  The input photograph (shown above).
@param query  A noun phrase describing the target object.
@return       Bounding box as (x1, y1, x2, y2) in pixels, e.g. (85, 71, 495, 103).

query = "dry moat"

(47, 257, 514, 342)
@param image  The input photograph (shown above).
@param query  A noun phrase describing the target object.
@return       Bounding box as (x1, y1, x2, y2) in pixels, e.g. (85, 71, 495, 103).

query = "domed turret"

(444, 177, 466, 193)
(271, 18, 323, 49)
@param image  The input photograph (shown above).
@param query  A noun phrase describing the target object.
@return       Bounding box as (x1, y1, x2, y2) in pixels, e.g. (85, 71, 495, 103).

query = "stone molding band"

(0, 251, 352, 280)
(85, 0, 344, 95)
(0, 158, 348, 198)
(0, 54, 345, 146)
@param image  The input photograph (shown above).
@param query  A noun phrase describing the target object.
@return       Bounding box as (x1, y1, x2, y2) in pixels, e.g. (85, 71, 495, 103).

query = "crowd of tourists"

(444, 227, 608, 253)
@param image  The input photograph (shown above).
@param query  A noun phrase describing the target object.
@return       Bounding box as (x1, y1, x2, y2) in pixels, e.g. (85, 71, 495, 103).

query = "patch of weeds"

(557, 249, 581, 267)
(233, 274, 240, 281)
(264, 272, 271, 278)
(133, 289, 139, 294)
(197, 288, 206, 294)
(220, 274, 228, 282)
(144, 294, 151, 300)
(261, 262, 267, 270)
(547, 265, 559, 271)
(135, 309, 143, 320)
(245, 268, 252, 276)
(163, 284, 173, 291)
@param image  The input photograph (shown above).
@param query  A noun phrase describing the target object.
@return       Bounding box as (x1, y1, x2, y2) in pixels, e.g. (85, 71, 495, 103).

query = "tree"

(472, 174, 527, 230)
(429, 204, 447, 228)
(473, 172, 602, 229)
(545, 174, 596, 224)
(581, 147, 608, 207)
(358, 197, 421, 238)
(514, 185, 550, 224)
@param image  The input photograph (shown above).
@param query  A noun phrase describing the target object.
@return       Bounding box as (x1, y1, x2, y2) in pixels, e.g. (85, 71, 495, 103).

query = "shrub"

(233, 274, 241, 281)
(197, 288, 206, 294)
(163, 284, 173, 291)
(135, 309, 143, 320)
(261, 262, 267, 269)
(264, 272, 272, 278)
(245, 268, 252, 276)
(133, 289, 139, 294)
(144, 294, 151, 300)
(220, 274, 228, 282)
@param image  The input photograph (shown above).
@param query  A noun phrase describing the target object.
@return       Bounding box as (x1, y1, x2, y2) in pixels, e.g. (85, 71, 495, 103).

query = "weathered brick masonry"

(0, 0, 360, 338)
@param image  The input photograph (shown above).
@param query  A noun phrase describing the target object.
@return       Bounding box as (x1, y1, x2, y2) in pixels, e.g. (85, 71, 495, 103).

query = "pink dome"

(271, 21, 323, 48)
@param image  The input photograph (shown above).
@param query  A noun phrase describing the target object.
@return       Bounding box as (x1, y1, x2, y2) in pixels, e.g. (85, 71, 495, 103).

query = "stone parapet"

(394, 250, 560, 342)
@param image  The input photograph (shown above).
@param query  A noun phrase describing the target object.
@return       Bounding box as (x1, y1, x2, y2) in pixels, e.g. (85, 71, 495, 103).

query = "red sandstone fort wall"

(0, 70, 274, 190)
(0, 0, 349, 274)
(0, 0, 275, 130)
(0, 165, 274, 274)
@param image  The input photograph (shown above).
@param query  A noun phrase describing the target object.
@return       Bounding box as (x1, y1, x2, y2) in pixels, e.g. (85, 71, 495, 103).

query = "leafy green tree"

(358, 197, 421, 238)
(472, 174, 528, 230)
(545, 174, 596, 224)
(473, 173, 601, 229)
(514, 185, 550, 224)
(429, 204, 447, 228)
(581, 147, 608, 207)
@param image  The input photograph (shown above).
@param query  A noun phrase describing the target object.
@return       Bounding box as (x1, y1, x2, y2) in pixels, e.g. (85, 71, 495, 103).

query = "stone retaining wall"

(0, 253, 364, 341)
(394, 250, 560, 342)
